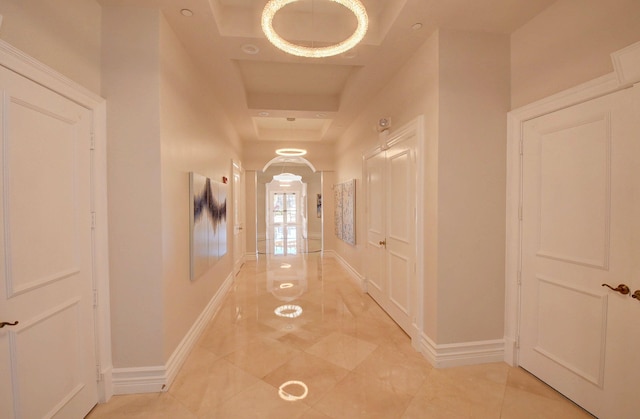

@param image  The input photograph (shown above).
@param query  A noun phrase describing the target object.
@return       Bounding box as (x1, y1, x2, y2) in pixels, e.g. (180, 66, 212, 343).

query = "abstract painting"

(334, 179, 355, 245)
(190, 172, 227, 280)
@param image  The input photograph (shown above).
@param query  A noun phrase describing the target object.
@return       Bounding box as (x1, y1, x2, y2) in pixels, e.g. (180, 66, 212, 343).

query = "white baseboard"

(420, 333, 505, 368)
(503, 336, 518, 366)
(111, 272, 234, 395)
(323, 250, 366, 292)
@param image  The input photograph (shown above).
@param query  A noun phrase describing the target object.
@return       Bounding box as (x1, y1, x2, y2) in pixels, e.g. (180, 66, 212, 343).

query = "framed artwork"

(334, 179, 355, 245)
(190, 172, 227, 280)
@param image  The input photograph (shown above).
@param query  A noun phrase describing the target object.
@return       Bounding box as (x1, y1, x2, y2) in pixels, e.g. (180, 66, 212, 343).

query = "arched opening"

(256, 158, 323, 254)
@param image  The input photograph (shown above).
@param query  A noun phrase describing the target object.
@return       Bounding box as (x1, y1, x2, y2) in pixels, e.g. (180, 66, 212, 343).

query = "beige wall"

(511, 0, 640, 108)
(158, 15, 241, 360)
(335, 29, 509, 345)
(102, 6, 241, 368)
(437, 30, 510, 343)
(102, 6, 165, 367)
(0, 0, 102, 93)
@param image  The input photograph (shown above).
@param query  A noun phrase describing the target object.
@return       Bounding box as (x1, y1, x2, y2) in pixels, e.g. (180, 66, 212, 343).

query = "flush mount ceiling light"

(273, 173, 303, 182)
(261, 0, 368, 58)
(276, 148, 307, 157)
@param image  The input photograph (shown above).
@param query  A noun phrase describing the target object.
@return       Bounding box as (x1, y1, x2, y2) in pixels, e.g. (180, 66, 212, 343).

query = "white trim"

(420, 333, 505, 368)
(112, 272, 234, 394)
(611, 40, 640, 86)
(245, 251, 258, 261)
(323, 250, 366, 292)
(0, 40, 113, 401)
(504, 42, 640, 367)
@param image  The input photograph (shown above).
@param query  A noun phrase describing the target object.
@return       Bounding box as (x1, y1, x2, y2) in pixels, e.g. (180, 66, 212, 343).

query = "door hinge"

(515, 335, 521, 349)
(91, 212, 96, 230)
(93, 289, 99, 308)
(90, 131, 96, 150)
(517, 270, 522, 285)
(518, 204, 523, 221)
(96, 364, 103, 382)
(519, 138, 524, 156)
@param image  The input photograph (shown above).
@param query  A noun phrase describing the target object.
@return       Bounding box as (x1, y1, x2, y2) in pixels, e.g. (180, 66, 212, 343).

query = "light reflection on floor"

(87, 253, 592, 419)
(257, 226, 322, 255)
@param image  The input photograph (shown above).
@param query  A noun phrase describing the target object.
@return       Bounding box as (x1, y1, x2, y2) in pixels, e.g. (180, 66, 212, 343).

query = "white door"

(520, 86, 640, 419)
(232, 162, 245, 275)
(365, 135, 416, 337)
(0, 66, 98, 418)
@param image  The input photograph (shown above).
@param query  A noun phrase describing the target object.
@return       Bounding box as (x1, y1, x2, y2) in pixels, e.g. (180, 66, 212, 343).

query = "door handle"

(0, 321, 19, 328)
(601, 283, 630, 295)
(632, 290, 640, 301)
(379, 239, 386, 247)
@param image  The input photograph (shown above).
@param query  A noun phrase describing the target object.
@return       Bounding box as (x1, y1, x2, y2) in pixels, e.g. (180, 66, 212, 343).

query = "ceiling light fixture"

(274, 173, 303, 182)
(276, 148, 307, 157)
(261, 0, 368, 58)
(180, 9, 194, 17)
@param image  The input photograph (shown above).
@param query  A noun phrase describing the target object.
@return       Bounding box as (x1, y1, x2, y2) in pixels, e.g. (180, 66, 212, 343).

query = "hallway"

(87, 254, 590, 418)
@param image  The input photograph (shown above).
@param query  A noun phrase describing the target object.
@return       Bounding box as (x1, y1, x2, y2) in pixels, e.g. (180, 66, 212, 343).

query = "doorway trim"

(504, 41, 640, 366)
(0, 40, 113, 400)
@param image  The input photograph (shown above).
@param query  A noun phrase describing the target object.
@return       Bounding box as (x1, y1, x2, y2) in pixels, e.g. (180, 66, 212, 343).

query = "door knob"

(601, 283, 630, 295)
(632, 290, 640, 301)
(0, 321, 19, 328)
(379, 239, 386, 246)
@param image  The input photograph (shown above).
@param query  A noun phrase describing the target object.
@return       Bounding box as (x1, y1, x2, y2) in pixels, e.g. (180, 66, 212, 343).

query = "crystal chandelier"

(261, 0, 368, 58)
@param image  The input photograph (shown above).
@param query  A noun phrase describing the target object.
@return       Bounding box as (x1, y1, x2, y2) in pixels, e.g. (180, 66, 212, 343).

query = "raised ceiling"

(101, 0, 557, 143)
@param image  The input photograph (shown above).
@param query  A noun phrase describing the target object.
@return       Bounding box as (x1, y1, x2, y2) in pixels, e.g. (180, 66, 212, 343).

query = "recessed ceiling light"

(258, 111, 270, 117)
(412, 22, 423, 31)
(180, 9, 193, 17)
(276, 148, 307, 157)
(241, 44, 260, 55)
(316, 113, 326, 118)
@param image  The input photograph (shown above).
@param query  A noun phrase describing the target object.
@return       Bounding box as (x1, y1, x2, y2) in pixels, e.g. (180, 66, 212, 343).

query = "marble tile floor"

(87, 254, 592, 419)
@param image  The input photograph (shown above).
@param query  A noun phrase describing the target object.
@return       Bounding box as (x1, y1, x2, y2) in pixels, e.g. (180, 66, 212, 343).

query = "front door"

(364, 134, 416, 338)
(271, 191, 299, 255)
(520, 86, 640, 418)
(0, 66, 98, 418)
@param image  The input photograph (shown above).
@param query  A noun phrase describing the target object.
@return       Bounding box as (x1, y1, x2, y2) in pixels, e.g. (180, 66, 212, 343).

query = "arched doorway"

(256, 159, 323, 254)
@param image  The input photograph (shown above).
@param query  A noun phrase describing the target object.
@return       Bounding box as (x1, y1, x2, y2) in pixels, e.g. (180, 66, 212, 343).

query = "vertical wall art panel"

(190, 172, 227, 280)
(334, 185, 343, 239)
(342, 179, 356, 245)
(334, 179, 356, 245)
(217, 182, 228, 258)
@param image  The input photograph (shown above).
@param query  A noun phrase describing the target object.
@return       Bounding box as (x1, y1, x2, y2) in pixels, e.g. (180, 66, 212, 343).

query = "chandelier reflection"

(274, 304, 303, 318)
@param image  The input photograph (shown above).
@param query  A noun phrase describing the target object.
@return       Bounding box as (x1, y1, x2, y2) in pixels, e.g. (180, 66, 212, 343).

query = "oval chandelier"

(261, 0, 368, 58)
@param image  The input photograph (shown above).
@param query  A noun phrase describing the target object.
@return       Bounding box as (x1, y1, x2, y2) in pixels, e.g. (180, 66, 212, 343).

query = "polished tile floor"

(88, 254, 592, 418)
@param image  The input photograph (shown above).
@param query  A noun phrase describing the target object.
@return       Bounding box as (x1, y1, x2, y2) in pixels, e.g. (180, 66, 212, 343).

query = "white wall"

(511, 0, 640, 108)
(0, 0, 102, 93)
(102, 6, 242, 369)
(159, 14, 241, 360)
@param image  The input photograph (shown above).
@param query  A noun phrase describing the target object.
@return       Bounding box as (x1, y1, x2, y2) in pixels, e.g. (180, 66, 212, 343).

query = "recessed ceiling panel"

(236, 61, 355, 95)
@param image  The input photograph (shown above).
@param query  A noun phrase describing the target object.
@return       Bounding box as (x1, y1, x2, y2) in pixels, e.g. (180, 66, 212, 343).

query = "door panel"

(0, 66, 97, 418)
(364, 152, 385, 293)
(520, 87, 639, 418)
(364, 136, 416, 337)
(233, 162, 245, 275)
